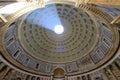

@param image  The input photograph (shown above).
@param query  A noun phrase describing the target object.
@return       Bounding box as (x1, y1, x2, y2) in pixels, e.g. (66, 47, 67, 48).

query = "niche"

(53, 68, 65, 78)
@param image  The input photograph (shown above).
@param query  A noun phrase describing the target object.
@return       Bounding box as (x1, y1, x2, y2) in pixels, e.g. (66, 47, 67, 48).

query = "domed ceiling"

(18, 4, 99, 63)
(0, 2, 119, 76)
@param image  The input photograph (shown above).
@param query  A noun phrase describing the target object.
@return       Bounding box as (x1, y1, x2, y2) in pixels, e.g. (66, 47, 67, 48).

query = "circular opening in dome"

(54, 25, 64, 34)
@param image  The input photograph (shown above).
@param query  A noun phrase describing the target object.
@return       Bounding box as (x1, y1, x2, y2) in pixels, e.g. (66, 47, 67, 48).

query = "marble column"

(36, 77, 40, 80)
(101, 69, 109, 80)
(85, 75, 88, 80)
(82, 76, 87, 80)
(89, 74, 94, 80)
(87, 75, 92, 80)
(107, 66, 118, 80)
(112, 63, 120, 75)
(116, 60, 120, 66)
(65, 76, 68, 80)
(5, 69, 15, 80)
(114, 61, 120, 70)
(23, 74, 28, 80)
(31, 76, 36, 80)
(26, 75, 32, 80)
(0, 65, 10, 79)
(0, 63, 4, 70)
(77, 76, 82, 80)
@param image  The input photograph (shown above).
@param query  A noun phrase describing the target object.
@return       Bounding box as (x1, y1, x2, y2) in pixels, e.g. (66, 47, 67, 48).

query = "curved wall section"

(4, 22, 53, 74)
(0, 1, 119, 77)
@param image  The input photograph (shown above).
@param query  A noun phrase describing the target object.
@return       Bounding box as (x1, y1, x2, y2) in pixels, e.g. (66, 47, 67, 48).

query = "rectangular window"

(36, 63, 39, 69)
(13, 49, 21, 58)
(23, 58, 30, 65)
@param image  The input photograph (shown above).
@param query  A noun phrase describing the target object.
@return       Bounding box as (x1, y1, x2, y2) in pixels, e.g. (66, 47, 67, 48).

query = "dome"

(17, 4, 99, 63)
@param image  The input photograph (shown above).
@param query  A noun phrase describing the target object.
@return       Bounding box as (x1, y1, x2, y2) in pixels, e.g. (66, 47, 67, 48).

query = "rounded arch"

(53, 68, 65, 78)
